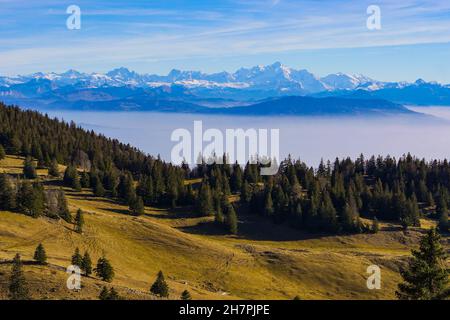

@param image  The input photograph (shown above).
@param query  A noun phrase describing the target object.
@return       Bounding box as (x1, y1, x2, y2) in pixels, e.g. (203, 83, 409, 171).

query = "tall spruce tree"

(129, 196, 145, 216)
(9, 254, 29, 300)
(150, 270, 169, 298)
(0, 173, 16, 210)
(48, 158, 60, 177)
(33, 243, 47, 265)
(96, 257, 115, 282)
(57, 190, 72, 223)
(197, 181, 213, 216)
(0, 144, 5, 160)
(226, 204, 238, 235)
(181, 289, 192, 300)
(396, 228, 449, 300)
(71, 247, 83, 267)
(81, 251, 92, 276)
(74, 209, 84, 233)
(23, 156, 37, 179)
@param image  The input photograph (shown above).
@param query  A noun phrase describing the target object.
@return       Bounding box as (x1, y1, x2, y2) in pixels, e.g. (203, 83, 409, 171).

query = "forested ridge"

(0, 102, 449, 235)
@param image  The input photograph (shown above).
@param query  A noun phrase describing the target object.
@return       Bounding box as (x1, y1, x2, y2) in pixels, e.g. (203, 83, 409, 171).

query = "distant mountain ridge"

(1, 62, 447, 95)
(0, 62, 448, 114)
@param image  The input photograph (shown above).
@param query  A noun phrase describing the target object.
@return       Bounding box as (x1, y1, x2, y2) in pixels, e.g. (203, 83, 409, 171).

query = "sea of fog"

(41, 106, 450, 167)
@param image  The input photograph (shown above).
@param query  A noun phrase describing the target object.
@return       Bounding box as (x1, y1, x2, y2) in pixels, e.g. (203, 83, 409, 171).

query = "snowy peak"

(0, 63, 444, 97)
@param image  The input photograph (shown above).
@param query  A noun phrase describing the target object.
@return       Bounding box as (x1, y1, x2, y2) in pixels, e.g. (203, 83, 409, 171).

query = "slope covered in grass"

(1, 155, 443, 300)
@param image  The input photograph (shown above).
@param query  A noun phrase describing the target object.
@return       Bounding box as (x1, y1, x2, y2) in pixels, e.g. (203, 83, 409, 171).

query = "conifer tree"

(99, 286, 109, 300)
(57, 190, 72, 223)
(81, 251, 92, 276)
(63, 165, 81, 191)
(96, 257, 115, 282)
(214, 201, 224, 224)
(0, 144, 5, 160)
(181, 289, 192, 300)
(74, 209, 84, 233)
(9, 254, 29, 300)
(438, 206, 449, 233)
(230, 163, 243, 193)
(17, 182, 45, 218)
(0, 173, 16, 210)
(240, 180, 251, 203)
(48, 158, 60, 177)
(71, 247, 83, 267)
(99, 286, 120, 300)
(23, 156, 37, 179)
(226, 204, 238, 235)
(117, 173, 136, 203)
(197, 181, 213, 216)
(33, 243, 47, 265)
(93, 178, 106, 197)
(396, 228, 449, 300)
(108, 287, 120, 300)
(371, 217, 380, 233)
(264, 191, 274, 217)
(129, 196, 145, 216)
(150, 271, 169, 298)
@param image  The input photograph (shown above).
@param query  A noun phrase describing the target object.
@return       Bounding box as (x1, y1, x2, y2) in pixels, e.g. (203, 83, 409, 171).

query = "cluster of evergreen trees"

(0, 173, 86, 226)
(194, 154, 449, 234)
(1, 103, 449, 236)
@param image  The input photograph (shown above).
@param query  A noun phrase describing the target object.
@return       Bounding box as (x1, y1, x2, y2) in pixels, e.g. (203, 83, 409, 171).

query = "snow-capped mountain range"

(1, 62, 449, 112)
(0, 62, 425, 94)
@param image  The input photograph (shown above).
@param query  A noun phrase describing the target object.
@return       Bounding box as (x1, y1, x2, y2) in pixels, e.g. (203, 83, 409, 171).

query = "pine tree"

(92, 174, 105, 197)
(74, 209, 84, 233)
(0, 144, 5, 160)
(99, 286, 109, 300)
(438, 207, 449, 233)
(197, 181, 213, 216)
(117, 173, 136, 203)
(129, 196, 145, 216)
(63, 165, 81, 191)
(0, 173, 16, 210)
(48, 158, 60, 177)
(71, 247, 83, 267)
(99, 286, 120, 300)
(264, 191, 274, 216)
(108, 287, 120, 300)
(396, 228, 449, 300)
(23, 156, 37, 179)
(214, 200, 224, 224)
(150, 271, 169, 298)
(181, 289, 192, 300)
(230, 163, 243, 193)
(371, 217, 380, 233)
(240, 180, 251, 203)
(57, 190, 72, 223)
(96, 257, 115, 282)
(9, 254, 29, 300)
(33, 243, 47, 265)
(226, 204, 238, 235)
(17, 182, 45, 218)
(81, 251, 92, 276)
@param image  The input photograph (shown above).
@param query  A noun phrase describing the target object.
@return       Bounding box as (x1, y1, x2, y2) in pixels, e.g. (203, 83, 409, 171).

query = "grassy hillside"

(0, 155, 445, 300)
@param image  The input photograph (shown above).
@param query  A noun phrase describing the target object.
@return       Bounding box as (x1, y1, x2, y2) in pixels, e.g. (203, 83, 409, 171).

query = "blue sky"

(1, 0, 450, 82)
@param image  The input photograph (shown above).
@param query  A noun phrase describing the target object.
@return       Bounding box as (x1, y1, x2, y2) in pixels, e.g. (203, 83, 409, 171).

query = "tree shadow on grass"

(178, 221, 230, 236)
(151, 206, 200, 220)
(179, 213, 334, 242)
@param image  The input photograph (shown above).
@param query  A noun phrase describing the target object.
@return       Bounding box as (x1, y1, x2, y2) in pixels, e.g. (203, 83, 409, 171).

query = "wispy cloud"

(0, 0, 449, 80)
